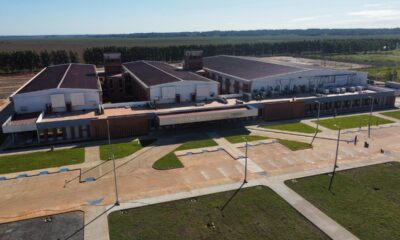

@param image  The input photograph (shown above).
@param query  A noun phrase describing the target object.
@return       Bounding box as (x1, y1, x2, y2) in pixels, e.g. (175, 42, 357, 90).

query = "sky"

(0, 0, 400, 35)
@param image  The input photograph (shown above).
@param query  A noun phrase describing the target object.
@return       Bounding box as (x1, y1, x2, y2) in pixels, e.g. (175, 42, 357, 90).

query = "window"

(119, 79, 123, 88)
(109, 80, 113, 89)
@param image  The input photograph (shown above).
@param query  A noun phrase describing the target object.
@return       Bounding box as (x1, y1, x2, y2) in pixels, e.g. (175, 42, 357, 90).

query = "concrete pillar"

(86, 125, 91, 138)
(82, 126, 88, 138)
(66, 127, 72, 139)
(74, 126, 80, 139)
(36, 129, 41, 144)
(44, 129, 48, 142)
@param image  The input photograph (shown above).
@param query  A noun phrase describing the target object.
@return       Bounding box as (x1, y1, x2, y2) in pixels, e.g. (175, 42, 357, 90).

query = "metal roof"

(123, 61, 211, 87)
(203, 55, 306, 80)
(16, 63, 99, 94)
(60, 64, 98, 89)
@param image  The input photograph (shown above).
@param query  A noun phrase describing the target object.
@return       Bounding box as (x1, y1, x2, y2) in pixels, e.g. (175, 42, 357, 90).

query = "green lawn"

(326, 49, 400, 63)
(100, 140, 145, 160)
(263, 122, 320, 134)
(108, 186, 329, 240)
(225, 135, 269, 144)
(359, 65, 400, 82)
(307, 50, 400, 82)
(152, 139, 217, 170)
(314, 114, 393, 130)
(176, 139, 218, 151)
(278, 139, 313, 151)
(286, 162, 400, 240)
(152, 152, 183, 170)
(0, 148, 84, 174)
(380, 110, 400, 120)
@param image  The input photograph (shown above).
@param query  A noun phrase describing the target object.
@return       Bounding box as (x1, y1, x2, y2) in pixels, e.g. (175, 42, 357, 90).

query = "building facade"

(123, 60, 219, 104)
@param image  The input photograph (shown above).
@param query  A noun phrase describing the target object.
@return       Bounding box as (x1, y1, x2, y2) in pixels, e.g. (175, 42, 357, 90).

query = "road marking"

(217, 167, 229, 177)
(200, 171, 210, 180)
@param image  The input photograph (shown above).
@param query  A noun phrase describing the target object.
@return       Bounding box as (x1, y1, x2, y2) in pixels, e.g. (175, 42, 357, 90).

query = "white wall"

(250, 69, 368, 93)
(12, 88, 101, 114)
(205, 68, 368, 94)
(149, 81, 218, 104)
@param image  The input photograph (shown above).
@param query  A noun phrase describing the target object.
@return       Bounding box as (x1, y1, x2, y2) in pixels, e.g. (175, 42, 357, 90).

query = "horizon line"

(1, 27, 400, 38)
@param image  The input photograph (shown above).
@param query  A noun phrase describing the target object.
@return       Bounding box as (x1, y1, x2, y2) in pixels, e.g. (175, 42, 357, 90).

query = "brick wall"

(90, 114, 149, 139)
(263, 101, 306, 121)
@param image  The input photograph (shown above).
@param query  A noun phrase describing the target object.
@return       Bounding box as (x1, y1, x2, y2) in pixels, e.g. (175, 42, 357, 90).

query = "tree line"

(0, 50, 78, 73)
(3, 28, 399, 39)
(0, 38, 399, 73)
(83, 39, 400, 65)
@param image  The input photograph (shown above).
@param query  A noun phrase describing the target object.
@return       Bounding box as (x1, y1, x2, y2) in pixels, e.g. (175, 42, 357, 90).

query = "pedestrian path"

(85, 146, 100, 163)
(207, 132, 264, 173)
(374, 112, 400, 123)
(267, 180, 359, 240)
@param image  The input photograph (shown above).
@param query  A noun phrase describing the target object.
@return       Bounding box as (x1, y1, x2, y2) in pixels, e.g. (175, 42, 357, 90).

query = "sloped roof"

(16, 63, 99, 94)
(203, 55, 306, 80)
(122, 61, 211, 87)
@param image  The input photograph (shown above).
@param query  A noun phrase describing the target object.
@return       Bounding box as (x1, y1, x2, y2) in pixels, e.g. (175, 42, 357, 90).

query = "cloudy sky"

(0, 0, 399, 35)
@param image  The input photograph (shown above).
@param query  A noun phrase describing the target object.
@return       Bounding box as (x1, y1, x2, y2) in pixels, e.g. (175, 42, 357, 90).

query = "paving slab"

(0, 211, 84, 240)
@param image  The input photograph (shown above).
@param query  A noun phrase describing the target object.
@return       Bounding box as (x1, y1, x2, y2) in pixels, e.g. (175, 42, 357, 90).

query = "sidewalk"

(207, 132, 264, 173)
(85, 146, 100, 163)
(268, 181, 358, 240)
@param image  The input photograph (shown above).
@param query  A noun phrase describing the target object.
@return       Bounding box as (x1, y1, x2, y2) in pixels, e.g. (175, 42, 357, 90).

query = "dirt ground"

(263, 56, 370, 70)
(0, 73, 35, 99)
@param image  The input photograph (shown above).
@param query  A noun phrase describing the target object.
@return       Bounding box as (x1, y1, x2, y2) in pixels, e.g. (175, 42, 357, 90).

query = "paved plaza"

(0, 111, 399, 240)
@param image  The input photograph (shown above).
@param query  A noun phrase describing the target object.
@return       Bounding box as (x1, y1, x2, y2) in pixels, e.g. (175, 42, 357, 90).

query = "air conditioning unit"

(348, 87, 356, 93)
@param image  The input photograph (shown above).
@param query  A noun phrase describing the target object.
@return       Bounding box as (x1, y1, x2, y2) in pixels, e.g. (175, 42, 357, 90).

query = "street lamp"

(242, 136, 248, 184)
(328, 125, 341, 191)
(107, 119, 120, 206)
(368, 96, 374, 138)
(311, 101, 321, 145)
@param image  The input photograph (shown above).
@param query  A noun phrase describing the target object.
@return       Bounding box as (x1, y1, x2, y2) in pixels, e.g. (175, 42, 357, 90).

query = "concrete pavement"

(85, 146, 100, 163)
(0, 119, 400, 240)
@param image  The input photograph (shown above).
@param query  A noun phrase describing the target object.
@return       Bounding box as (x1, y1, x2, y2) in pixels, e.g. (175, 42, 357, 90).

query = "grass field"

(3, 35, 400, 60)
(278, 139, 313, 151)
(176, 139, 218, 151)
(359, 65, 400, 82)
(3, 35, 396, 54)
(325, 49, 400, 63)
(108, 186, 329, 240)
(286, 162, 400, 240)
(380, 110, 400, 120)
(307, 50, 400, 82)
(225, 135, 269, 144)
(152, 139, 217, 170)
(263, 122, 320, 134)
(0, 148, 84, 174)
(314, 114, 393, 130)
(152, 152, 183, 170)
(100, 140, 144, 160)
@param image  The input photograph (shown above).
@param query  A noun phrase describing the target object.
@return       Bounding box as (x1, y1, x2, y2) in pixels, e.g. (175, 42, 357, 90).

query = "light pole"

(243, 137, 248, 184)
(328, 125, 341, 191)
(107, 119, 120, 206)
(368, 96, 374, 138)
(311, 101, 321, 145)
